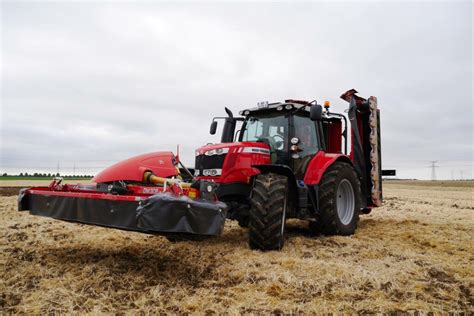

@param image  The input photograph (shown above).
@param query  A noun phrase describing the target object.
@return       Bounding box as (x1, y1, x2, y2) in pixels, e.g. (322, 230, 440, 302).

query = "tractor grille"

(195, 154, 226, 176)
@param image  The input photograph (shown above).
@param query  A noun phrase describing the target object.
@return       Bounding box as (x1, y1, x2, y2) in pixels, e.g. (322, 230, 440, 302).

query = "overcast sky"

(1, 1, 472, 179)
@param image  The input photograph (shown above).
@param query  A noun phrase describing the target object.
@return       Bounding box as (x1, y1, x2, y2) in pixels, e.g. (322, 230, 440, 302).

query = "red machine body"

(195, 142, 271, 184)
(93, 151, 179, 183)
(195, 143, 348, 186)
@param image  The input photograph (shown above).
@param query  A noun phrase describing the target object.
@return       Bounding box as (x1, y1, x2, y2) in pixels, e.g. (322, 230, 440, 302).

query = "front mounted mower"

(19, 170, 227, 237)
(19, 89, 391, 250)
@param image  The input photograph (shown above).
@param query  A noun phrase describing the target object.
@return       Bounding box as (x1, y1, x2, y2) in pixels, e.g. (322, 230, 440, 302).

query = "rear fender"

(303, 151, 353, 185)
(252, 164, 299, 213)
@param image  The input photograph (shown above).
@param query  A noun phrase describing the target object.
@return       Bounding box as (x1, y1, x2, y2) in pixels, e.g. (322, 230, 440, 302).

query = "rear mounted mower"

(19, 89, 393, 250)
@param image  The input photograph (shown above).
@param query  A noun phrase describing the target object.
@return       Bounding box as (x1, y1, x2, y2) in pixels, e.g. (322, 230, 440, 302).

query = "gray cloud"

(1, 1, 472, 179)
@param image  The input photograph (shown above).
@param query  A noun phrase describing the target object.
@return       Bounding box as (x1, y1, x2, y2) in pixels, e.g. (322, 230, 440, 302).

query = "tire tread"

(248, 173, 288, 251)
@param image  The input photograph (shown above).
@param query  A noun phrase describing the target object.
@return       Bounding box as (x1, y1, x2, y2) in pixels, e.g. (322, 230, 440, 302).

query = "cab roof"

(239, 101, 310, 116)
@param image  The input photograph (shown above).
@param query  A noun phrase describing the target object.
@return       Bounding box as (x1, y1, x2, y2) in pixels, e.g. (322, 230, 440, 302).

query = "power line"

(383, 163, 473, 168)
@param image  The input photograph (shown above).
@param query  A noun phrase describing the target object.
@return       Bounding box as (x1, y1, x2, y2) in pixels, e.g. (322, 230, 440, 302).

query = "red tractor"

(19, 89, 386, 251)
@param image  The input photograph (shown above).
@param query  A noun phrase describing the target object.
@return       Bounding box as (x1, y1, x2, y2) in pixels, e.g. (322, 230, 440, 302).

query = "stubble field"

(1, 180, 473, 313)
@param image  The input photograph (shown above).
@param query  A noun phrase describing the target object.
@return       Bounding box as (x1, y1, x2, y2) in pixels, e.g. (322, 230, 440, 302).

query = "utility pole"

(429, 161, 438, 181)
(73, 162, 76, 176)
(56, 161, 60, 175)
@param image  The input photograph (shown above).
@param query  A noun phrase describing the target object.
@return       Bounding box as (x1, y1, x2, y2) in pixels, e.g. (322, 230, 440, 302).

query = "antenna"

(429, 161, 438, 181)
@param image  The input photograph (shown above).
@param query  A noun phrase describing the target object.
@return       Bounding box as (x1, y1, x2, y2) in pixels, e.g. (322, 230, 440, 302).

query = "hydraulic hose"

(143, 171, 191, 189)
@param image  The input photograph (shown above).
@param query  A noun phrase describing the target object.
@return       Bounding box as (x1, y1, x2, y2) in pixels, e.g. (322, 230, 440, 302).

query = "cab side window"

(294, 115, 319, 158)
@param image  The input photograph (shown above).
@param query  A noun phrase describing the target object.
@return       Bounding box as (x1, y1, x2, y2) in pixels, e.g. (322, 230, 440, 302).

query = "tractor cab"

(237, 102, 322, 179)
(209, 100, 347, 180)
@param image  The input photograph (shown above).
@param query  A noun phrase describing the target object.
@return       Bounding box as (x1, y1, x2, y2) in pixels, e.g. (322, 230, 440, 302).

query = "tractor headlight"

(205, 149, 216, 156)
(204, 147, 229, 156)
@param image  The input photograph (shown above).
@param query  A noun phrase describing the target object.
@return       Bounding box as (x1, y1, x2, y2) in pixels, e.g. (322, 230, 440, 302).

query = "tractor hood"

(92, 151, 179, 183)
(195, 142, 270, 156)
(194, 142, 271, 182)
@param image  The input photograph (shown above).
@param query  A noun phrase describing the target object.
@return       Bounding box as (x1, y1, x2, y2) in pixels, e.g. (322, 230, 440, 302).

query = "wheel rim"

(336, 179, 355, 225)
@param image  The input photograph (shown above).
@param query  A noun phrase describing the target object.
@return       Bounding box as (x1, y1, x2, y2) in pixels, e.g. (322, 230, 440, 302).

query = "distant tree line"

(1, 173, 93, 178)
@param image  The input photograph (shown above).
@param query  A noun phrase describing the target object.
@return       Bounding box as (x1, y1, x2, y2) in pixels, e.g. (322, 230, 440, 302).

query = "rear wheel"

(310, 162, 361, 235)
(248, 173, 288, 251)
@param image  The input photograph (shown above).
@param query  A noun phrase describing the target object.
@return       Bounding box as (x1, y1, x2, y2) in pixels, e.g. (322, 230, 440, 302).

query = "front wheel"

(248, 173, 288, 251)
(310, 162, 361, 235)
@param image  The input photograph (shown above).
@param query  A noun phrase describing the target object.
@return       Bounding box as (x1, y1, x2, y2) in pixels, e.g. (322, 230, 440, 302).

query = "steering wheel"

(271, 134, 285, 150)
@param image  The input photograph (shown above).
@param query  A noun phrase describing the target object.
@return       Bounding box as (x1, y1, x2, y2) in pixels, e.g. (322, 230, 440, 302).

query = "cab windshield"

(240, 113, 289, 151)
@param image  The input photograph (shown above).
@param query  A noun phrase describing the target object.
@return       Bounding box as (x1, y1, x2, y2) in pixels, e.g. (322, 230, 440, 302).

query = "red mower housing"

(93, 151, 179, 183)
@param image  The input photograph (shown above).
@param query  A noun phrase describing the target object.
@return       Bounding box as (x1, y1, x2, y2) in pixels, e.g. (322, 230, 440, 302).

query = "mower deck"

(18, 183, 228, 237)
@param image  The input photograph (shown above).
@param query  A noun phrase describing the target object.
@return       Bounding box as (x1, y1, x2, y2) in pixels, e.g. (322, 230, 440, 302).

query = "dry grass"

(1, 181, 473, 313)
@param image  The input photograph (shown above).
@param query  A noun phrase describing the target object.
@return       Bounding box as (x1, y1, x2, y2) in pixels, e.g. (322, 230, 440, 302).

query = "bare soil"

(1, 181, 473, 313)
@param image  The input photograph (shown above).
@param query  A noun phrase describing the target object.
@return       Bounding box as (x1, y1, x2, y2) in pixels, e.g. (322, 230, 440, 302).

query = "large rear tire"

(248, 173, 288, 251)
(310, 162, 361, 235)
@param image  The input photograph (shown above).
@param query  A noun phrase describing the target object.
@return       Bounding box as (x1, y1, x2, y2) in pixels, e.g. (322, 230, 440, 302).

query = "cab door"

(290, 114, 320, 179)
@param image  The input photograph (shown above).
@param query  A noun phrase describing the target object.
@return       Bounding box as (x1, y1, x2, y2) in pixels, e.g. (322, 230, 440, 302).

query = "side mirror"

(210, 121, 218, 135)
(310, 104, 323, 121)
